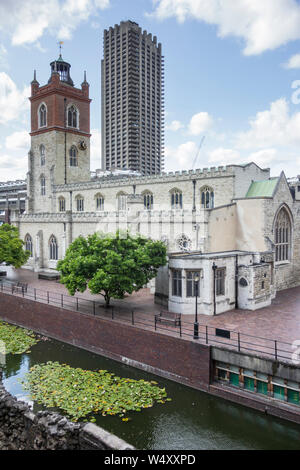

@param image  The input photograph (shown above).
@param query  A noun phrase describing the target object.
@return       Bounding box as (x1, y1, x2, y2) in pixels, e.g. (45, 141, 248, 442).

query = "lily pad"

(0, 321, 40, 355)
(20, 361, 169, 422)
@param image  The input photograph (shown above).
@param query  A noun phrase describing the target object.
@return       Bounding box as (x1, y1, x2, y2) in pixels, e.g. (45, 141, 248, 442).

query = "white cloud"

(208, 147, 241, 165)
(166, 120, 184, 131)
(0, 153, 28, 180)
(165, 141, 199, 170)
(0, 73, 30, 124)
(284, 53, 300, 69)
(248, 148, 279, 167)
(0, 0, 110, 46)
(188, 112, 213, 135)
(236, 98, 300, 149)
(5, 131, 30, 151)
(150, 0, 300, 55)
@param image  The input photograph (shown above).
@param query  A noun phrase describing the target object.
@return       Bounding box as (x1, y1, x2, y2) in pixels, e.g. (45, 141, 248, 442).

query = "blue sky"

(1, 0, 300, 180)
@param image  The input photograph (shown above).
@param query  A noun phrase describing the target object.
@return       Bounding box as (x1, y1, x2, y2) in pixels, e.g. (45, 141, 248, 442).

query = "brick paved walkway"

(1, 267, 300, 363)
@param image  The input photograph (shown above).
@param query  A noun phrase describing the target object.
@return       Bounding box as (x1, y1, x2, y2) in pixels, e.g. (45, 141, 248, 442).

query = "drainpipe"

(212, 262, 217, 315)
(192, 180, 196, 211)
(235, 254, 239, 309)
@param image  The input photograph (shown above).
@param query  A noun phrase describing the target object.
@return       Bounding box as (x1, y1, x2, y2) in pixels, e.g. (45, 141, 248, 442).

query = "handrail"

(0, 280, 294, 363)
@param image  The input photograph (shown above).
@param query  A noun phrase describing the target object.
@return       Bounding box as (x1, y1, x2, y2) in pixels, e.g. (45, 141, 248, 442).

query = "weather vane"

(58, 41, 64, 55)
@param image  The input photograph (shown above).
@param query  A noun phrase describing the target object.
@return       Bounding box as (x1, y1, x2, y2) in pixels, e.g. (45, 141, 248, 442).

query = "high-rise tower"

(101, 21, 164, 175)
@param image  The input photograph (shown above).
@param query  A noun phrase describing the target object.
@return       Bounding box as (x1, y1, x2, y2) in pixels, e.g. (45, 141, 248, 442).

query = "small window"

(117, 193, 127, 211)
(40, 145, 45, 166)
(40, 176, 46, 196)
(68, 105, 78, 128)
(69, 146, 78, 167)
(76, 196, 84, 212)
(96, 195, 104, 211)
(59, 197, 66, 212)
(49, 235, 58, 260)
(39, 104, 47, 128)
(215, 268, 225, 296)
(144, 192, 153, 210)
(186, 271, 200, 297)
(25, 234, 33, 257)
(171, 190, 182, 209)
(172, 270, 182, 297)
(201, 186, 214, 209)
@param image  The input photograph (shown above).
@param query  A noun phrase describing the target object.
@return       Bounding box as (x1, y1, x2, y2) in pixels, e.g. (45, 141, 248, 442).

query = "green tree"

(57, 231, 167, 306)
(0, 224, 30, 268)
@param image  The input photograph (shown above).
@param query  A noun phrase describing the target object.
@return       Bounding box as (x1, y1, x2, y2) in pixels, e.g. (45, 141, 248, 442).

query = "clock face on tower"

(79, 140, 87, 150)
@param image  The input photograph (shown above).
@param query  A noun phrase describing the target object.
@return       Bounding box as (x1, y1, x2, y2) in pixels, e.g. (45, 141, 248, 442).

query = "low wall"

(0, 371, 134, 450)
(212, 346, 300, 382)
(0, 292, 211, 392)
(210, 346, 300, 425)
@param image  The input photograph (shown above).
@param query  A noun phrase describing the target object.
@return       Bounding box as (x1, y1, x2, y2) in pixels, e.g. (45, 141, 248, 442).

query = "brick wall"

(0, 293, 211, 391)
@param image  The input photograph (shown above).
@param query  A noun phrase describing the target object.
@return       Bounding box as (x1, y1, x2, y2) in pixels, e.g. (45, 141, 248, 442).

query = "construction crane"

(192, 136, 205, 169)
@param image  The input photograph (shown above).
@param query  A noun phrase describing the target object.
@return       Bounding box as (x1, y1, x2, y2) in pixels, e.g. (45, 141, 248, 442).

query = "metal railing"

(0, 280, 294, 364)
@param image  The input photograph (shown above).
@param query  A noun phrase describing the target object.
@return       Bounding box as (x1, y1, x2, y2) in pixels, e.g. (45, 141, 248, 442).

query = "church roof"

(246, 177, 279, 198)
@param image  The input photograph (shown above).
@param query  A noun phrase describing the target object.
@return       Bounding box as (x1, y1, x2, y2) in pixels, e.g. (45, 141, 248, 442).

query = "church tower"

(27, 54, 91, 213)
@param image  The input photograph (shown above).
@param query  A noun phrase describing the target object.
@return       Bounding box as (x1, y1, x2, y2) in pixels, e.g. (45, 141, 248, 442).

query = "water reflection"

(1, 337, 300, 450)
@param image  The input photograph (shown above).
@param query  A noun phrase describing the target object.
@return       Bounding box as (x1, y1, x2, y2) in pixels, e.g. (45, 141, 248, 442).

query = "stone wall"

(0, 371, 135, 450)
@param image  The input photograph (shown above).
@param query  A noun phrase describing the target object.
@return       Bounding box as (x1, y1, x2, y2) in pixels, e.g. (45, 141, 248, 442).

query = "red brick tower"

(27, 56, 92, 213)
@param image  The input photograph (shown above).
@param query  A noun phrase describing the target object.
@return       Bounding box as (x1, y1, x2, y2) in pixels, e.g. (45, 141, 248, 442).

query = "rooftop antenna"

(192, 136, 205, 168)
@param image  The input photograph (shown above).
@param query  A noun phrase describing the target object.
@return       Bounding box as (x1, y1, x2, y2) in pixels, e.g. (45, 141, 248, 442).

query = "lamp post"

(193, 272, 200, 339)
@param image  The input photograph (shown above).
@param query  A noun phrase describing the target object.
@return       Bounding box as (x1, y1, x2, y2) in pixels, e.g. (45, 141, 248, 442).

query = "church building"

(11, 54, 300, 316)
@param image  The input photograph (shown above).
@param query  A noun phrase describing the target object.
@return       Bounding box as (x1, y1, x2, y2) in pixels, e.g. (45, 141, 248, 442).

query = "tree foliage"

(57, 231, 167, 305)
(0, 223, 30, 268)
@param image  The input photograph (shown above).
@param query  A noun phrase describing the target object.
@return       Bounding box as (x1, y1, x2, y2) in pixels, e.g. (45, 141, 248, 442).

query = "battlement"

(57, 162, 269, 193)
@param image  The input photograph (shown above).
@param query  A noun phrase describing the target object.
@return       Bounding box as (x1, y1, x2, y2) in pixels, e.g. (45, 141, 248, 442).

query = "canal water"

(2, 337, 300, 450)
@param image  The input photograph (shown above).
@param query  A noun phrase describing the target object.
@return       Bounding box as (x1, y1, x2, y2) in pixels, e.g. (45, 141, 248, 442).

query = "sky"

(1, 0, 300, 181)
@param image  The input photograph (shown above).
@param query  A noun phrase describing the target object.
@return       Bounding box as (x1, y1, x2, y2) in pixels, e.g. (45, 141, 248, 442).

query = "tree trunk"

(104, 293, 110, 307)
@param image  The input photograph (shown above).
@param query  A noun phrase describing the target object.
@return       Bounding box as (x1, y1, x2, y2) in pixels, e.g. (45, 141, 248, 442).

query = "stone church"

(11, 55, 300, 316)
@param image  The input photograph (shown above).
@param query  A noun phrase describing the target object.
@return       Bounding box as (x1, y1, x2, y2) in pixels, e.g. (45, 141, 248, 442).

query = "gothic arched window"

(40, 144, 45, 166)
(117, 192, 127, 211)
(95, 193, 104, 211)
(25, 234, 33, 257)
(58, 196, 66, 212)
(201, 186, 214, 209)
(67, 105, 78, 128)
(75, 195, 84, 212)
(39, 104, 47, 128)
(49, 235, 58, 260)
(40, 175, 46, 196)
(275, 207, 292, 262)
(171, 189, 182, 209)
(143, 191, 153, 210)
(69, 146, 78, 167)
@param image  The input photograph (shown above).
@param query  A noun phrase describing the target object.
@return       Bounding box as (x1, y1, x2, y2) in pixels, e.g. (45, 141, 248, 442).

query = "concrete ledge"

(81, 423, 135, 450)
(210, 383, 300, 425)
